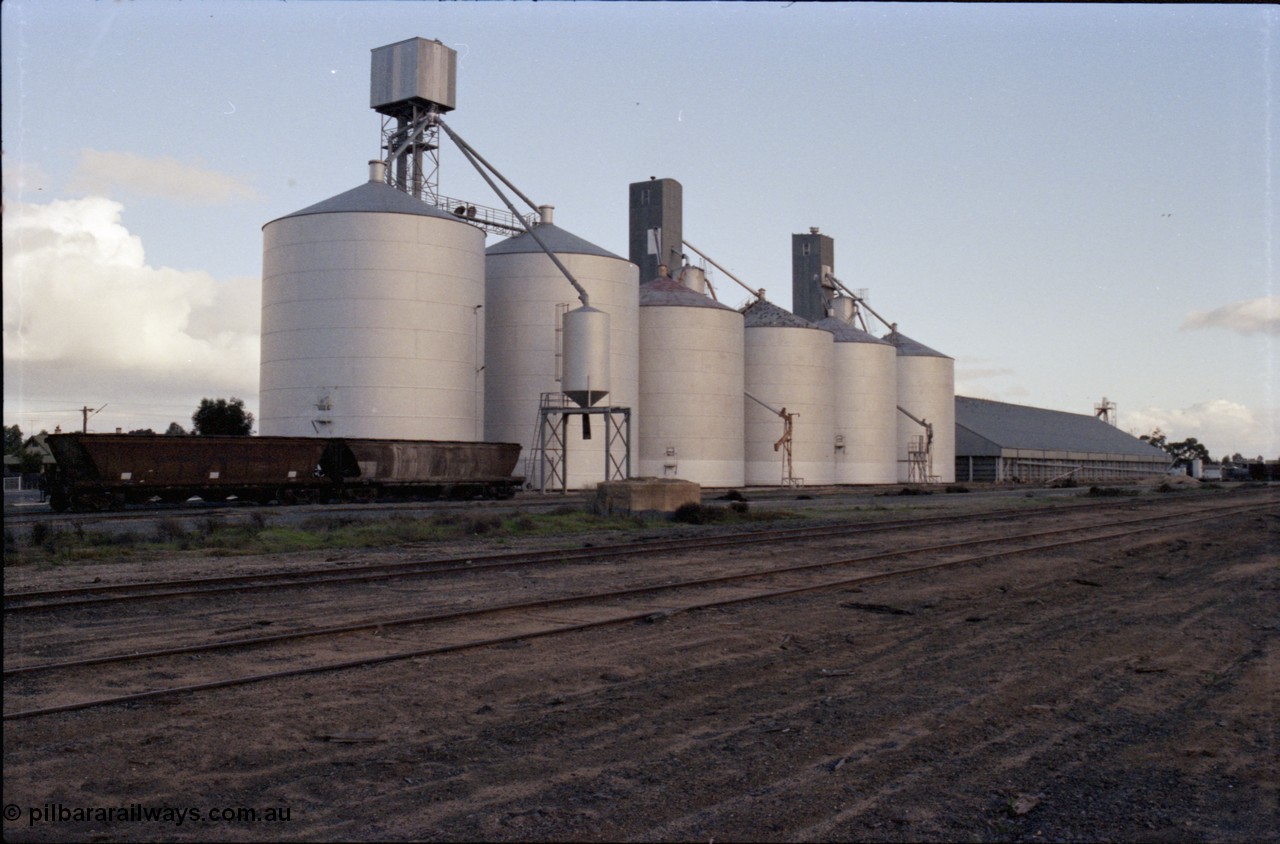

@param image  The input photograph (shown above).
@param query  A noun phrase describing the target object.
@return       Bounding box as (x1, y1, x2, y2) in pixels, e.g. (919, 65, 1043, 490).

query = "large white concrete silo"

(638, 276, 745, 487)
(885, 330, 955, 483)
(259, 167, 486, 440)
(814, 316, 898, 484)
(484, 208, 639, 489)
(743, 300, 835, 486)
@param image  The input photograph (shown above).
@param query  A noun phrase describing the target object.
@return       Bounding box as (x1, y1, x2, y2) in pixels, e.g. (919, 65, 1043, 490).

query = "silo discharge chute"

(896, 404, 935, 484)
(746, 392, 800, 486)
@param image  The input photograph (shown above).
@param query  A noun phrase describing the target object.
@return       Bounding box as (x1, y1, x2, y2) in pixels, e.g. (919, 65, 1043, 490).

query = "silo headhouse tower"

(258, 39, 486, 441)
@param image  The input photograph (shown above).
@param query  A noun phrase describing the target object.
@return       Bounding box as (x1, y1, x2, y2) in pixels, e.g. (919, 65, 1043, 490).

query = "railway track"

(3, 491, 1259, 613)
(1, 490, 590, 528)
(4, 494, 1273, 721)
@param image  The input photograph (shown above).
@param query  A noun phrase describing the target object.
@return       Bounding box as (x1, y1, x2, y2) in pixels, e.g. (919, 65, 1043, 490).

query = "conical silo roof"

(883, 329, 952, 359)
(266, 180, 462, 226)
(640, 276, 736, 311)
(814, 316, 893, 345)
(486, 223, 624, 259)
(741, 298, 814, 328)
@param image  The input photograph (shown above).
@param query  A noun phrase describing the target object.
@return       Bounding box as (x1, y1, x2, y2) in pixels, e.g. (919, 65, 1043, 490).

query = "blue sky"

(3, 1, 1276, 459)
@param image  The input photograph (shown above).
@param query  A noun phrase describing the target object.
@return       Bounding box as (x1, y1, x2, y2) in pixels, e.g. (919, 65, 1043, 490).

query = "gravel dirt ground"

(3, 488, 1276, 842)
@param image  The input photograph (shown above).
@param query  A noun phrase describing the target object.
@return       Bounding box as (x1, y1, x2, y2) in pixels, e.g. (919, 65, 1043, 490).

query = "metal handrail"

(433, 194, 537, 236)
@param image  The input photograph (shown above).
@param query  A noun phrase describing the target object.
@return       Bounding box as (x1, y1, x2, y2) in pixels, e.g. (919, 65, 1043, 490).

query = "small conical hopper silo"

(814, 316, 898, 484)
(638, 276, 744, 487)
(259, 169, 486, 440)
(884, 330, 956, 483)
(742, 300, 835, 486)
(484, 210, 639, 489)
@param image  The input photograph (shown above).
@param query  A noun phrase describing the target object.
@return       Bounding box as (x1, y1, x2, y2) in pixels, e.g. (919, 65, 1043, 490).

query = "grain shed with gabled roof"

(955, 396, 1171, 483)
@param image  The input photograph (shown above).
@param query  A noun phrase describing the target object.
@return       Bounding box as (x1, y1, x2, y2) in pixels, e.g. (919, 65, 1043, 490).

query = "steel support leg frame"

(535, 405, 632, 493)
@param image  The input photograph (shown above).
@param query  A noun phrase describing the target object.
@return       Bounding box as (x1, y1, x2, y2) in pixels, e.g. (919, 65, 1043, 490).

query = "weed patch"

(154, 518, 189, 544)
(4, 503, 797, 567)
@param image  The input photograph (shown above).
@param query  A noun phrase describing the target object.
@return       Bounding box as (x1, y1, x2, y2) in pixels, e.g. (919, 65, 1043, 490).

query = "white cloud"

(3, 196, 260, 427)
(66, 149, 262, 205)
(1181, 296, 1280, 336)
(956, 367, 1016, 381)
(1124, 399, 1278, 460)
(954, 368, 1016, 398)
(954, 357, 1017, 399)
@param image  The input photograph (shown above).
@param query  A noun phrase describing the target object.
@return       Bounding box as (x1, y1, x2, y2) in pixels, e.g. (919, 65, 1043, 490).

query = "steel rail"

(9, 499, 1265, 676)
(4, 494, 1256, 612)
(4, 499, 1269, 720)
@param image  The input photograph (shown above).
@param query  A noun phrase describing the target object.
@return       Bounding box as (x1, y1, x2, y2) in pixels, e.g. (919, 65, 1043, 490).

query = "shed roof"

(955, 396, 1170, 460)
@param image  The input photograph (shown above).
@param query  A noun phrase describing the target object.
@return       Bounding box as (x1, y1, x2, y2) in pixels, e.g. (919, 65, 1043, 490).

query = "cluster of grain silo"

(258, 37, 957, 490)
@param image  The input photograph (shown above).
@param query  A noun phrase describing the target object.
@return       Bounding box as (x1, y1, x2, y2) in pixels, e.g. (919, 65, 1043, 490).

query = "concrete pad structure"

(594, 478, 701, 516)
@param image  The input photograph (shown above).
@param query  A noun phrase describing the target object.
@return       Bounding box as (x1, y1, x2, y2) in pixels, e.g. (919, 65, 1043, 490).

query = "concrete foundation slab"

(594, 478, 701, 516)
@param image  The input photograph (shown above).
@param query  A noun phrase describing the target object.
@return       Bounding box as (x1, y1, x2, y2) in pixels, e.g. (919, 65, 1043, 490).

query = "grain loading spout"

(746, 392, 801, 487)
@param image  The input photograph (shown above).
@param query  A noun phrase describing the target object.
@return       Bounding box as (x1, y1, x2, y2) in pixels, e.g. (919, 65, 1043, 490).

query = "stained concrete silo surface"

(638, 276, 745, 487)
(259, 171, 486, 440)
(742, 300, 835, 486)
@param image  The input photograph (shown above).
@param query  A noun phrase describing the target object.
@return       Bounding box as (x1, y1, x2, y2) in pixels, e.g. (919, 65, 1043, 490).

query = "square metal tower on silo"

(629, 178, 683, 282)
(792, 228, 836, 322)
(370, 38, 458, 114)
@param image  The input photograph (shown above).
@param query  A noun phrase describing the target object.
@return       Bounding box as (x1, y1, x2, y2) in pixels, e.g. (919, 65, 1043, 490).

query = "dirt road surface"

(4, 491, 1276, 842)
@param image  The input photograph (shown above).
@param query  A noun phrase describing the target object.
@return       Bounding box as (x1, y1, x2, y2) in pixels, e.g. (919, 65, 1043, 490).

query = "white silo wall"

(743, 323, 835, 486)
(260, 201, 486, 440)
(817, 324, 898, 485)
(638, 298, 745, 487)
(484, 246, 639, 491)
(894, 352, 956, 483)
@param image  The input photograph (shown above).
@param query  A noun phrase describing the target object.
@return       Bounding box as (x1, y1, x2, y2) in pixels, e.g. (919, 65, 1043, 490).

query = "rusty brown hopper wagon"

(43, 434, 521, 512)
